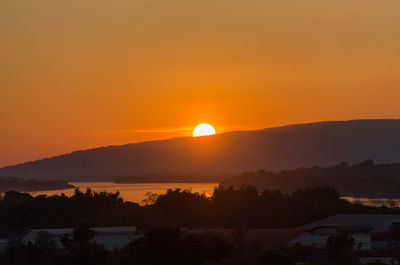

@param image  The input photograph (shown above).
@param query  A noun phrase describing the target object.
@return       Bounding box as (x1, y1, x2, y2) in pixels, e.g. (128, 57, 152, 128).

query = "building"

(8, 215, 400, 253)
(288, 215, 400, 250)
(183, 215, 400, 251)
(16, 226, 138, 251)
(289, 224, 372, 250)
(300, 215, 400, 233)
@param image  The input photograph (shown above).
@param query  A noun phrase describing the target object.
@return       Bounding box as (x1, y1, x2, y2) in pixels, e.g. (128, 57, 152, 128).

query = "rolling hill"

(220, 160, 400, 198)
(2, 119, 400, 181)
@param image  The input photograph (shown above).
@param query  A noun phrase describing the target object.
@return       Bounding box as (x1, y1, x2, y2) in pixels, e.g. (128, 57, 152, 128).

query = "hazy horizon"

(2, 118, 398, 168)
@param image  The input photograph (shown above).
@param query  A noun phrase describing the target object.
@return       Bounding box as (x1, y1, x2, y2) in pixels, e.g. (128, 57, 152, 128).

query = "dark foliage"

(112, 228, 234, 265)
(253, 248, 293, 265)
(222, 160, 400, 198)
(1, 185, 399, 238)
(0, 187, 399, 265)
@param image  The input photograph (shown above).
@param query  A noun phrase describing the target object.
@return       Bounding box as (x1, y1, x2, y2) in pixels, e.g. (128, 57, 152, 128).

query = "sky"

(1, 0, 400, 167)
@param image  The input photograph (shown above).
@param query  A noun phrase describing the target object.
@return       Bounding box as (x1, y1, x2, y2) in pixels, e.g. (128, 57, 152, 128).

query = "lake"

(27, 183, 400, 207)
(28, 182, 219, 203)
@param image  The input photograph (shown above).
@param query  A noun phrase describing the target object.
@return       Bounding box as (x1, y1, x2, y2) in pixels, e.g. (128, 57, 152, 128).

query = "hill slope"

(220, 160, 400, 198)
(2, 119, 400, 181)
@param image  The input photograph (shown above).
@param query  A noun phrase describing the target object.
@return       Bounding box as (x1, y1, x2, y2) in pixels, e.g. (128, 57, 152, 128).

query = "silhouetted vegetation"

(2, 226, 387, 265)
(253, 248, 293, 265)
(113, 228, 235, 265)
(1, 186, 400, 239)
(222, 160, 400, 198)
(1, 187, 400, 265)
(1, 227, 108, 265)
(0, 226, 364, 265)
(326, 232, 357, 265)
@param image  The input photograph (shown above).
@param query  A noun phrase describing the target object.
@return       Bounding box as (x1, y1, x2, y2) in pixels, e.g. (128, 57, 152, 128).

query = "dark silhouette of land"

(2, 119, 400, 181)
(1, 187, 399, 265)
(0, 177, 74, 192)
(221, 160, 400, 198)
(1, 186, 399, 237)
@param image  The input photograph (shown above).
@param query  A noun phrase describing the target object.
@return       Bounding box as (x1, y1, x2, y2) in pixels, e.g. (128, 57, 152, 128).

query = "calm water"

(28, 182, 219, 204)
(27, 183, 400, 207)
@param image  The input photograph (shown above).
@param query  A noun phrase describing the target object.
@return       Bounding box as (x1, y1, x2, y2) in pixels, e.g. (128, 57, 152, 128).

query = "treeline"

(221, 160, 400, 198)
(1, 185, 399, 238)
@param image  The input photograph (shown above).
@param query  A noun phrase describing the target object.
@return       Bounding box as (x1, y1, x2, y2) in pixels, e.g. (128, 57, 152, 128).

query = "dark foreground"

(2, 226, 379, 265)
(1, 186, 400, 265)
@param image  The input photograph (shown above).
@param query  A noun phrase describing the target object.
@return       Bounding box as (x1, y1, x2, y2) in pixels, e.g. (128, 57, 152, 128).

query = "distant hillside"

(0, 177, 74, 192)
(2, 119, 400, 181)
(220, 160, 400, 198)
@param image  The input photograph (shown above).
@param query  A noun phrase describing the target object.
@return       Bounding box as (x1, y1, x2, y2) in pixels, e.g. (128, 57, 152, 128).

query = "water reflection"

(342, 197, 400, 208)
(28, 182, 218, 204)
(26, 184, 400, 207)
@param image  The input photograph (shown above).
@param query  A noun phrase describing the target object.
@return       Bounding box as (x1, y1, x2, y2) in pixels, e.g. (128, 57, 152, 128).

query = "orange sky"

(1, 0, 400, 167)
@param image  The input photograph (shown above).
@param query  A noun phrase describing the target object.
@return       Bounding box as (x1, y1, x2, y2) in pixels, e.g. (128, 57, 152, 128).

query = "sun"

(193, 123, 216, 137)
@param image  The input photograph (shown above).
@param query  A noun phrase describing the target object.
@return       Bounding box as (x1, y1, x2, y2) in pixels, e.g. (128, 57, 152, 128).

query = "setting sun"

(193, 123, 216, 137)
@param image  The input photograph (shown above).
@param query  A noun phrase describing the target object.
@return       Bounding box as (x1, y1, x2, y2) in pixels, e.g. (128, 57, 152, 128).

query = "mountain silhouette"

(1, 119, 400, 181)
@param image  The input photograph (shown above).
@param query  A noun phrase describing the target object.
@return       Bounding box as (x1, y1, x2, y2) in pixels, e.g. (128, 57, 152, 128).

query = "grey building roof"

(308, 224, 373, 234)
(301, 215, 400, 232)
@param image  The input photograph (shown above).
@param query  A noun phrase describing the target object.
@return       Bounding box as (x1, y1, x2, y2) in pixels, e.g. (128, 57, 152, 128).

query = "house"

(16, 226, 138, 251)
(288, 224, 372, 250)
(288, 215, 400, 250)
(183, 215, 400, 251)
(300, 215, 400, 233)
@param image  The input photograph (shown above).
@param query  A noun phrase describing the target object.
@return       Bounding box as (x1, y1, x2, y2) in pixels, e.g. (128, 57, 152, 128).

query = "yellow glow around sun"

(193, 123, 216, 137)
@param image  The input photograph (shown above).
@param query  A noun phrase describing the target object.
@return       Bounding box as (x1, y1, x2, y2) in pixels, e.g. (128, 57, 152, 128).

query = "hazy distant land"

(2, 119, 400, 183)
(221, 160, 400, 198)
(0, 177, 74, 192)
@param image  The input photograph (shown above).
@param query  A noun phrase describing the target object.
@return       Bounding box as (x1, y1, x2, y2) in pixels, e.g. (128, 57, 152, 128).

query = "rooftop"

(308, 224, 373, 234)
(301, 215, 400, 232)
